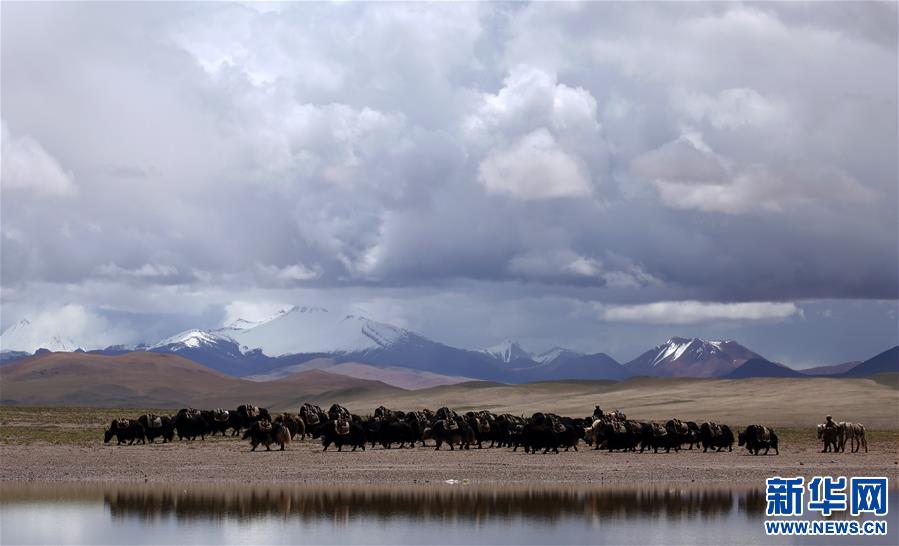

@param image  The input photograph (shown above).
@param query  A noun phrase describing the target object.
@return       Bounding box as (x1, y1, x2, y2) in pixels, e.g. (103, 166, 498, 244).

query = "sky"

(1, 1, 897, 367)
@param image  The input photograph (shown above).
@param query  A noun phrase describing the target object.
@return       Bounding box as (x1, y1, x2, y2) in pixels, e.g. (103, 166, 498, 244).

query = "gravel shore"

(2, 436, 896, 486)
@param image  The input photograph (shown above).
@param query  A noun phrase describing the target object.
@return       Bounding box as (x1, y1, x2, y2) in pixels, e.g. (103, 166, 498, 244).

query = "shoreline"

(2, 437, 897, 487)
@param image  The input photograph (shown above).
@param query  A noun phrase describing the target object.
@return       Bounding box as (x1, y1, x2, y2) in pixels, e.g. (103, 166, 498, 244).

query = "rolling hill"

(723, 358, 805, 379)
(800, 361, 861, 376)
(330, 376, 899, 429)
(838, 346, 898, 377)
(0, 352, 403, 410)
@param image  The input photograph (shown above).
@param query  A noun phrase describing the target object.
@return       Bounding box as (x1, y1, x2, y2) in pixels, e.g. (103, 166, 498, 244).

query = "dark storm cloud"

(1, 2, 896, 360)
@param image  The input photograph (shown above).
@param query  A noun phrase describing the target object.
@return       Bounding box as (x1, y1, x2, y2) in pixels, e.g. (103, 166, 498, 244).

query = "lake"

(1, 483, 895, 545)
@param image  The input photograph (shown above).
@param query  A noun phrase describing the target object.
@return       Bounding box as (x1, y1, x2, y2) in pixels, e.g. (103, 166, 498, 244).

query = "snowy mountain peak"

(482, 340, 532, 363)
(652, 337, 724, 366)
(223, 307, 411, 357)
(0, 318, 81, 353)
(626, 336, 763, 378)
(149, 329, 228, 350)
(224, 318, 261, 331)
(535, 346, 584, 365)
(14, 319, 31, 329)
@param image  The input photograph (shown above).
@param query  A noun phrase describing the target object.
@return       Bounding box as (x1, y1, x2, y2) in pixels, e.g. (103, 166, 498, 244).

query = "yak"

(640, 422, 680, 453)
(555, 421, 581, 451)
(104, 418, 146, 445)
(235, 404, 270, 430)
(328, 404, 351, 422)
(425, 418, 468, 451)
(174, 408, 209, 441)
(138, 414, 174, 443)
(738, 425, 779, 455)
(363, 417, 383, 448)
(202, 409, 234, 436)
(274, 413, 305, 440)
(591, 419, 639, 452)
(242, 420, 292, 451)
(493, 414, 523, 448)
(318, 419, 366, 452)
(373, 406, 406, 421)
(300, 403, 327, 437)
(378, 420, 417, 449)
(699, 422, 734, 452)
(464, 411, 492, 449)
(520, 413, 560, 454)
(665, 419, 692, 449)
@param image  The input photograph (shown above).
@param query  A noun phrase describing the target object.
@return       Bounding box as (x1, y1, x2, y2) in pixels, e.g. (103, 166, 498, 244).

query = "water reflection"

(102, 486, 756, 523)
(1, 483, 895, 545)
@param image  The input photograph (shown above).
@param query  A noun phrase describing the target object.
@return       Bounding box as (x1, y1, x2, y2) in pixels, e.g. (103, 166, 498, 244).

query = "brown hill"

(0, 352, 404, 410)
(801, 361, 861, 376)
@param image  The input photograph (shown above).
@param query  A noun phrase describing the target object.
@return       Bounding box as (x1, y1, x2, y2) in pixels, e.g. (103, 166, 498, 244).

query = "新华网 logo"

(764, 476, 888, 536)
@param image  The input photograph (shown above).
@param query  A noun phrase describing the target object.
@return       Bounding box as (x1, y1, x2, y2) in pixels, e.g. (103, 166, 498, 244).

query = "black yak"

(699, 422, 734, 452)
(138, 414, 174, 443)
(640, 422, 680, 453)
(318, 419, 366, 452)
(174, 408, 209, 441)
(103, 418, 146, 445)
(242, 419, 290, 451)
(738, 425, 779, 455)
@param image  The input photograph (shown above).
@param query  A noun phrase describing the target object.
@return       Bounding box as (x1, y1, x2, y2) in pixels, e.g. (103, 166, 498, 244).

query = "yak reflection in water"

(105, 486, 765, 523)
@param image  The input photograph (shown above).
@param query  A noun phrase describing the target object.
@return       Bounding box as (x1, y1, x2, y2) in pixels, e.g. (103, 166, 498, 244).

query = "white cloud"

(505, 249, 659, 288)
(671, 87, 788, 129)
(256, 262, 322, 283)
(634, 131, 877, 214)
(653, 162, 876, 214)
(478, 129, 592, 199)
(0, 0, 894, 353)
(598, 300, 800, 324)
(1, 120, 76, 196)
(465, 65, 602, 146)
(96, 263, 179, 279)
(0, 304, 134, 352)
(465, 65, 606, 201)
(631, 132, 728, 183)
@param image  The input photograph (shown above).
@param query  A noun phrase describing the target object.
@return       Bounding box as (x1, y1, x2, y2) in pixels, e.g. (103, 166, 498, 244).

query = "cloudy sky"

(1, 1, 897, 366)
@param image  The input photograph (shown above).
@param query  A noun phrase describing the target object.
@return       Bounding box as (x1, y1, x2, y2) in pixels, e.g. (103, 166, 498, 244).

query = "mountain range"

(1, 305, 896, 384)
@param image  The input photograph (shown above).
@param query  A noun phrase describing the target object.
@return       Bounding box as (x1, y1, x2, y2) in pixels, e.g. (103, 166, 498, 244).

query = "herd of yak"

(102, 403, 797, 456)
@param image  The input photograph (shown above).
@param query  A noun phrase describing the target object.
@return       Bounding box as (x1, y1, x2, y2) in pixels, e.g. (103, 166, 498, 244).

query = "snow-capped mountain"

(481, 342, 586, 367)
(223, 318, 262, 331)
(229, 306, 410, 357)
(144, 327, 293, 377)
(0, 319, 81, 353)
(479, 340, 629, 380)
(141, 305, 512, 381)
(148, 329, 231, 351)
(625, 337, 762, 378)
(481, 340, 533, 364)
(534, 347, 584, 366)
